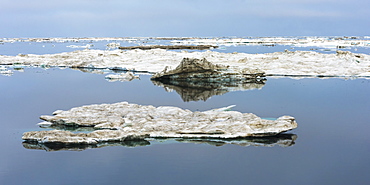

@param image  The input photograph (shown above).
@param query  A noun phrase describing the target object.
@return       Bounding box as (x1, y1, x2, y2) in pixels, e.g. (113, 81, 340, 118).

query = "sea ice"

(1, 48, 369, 78)
(171, 37, 370, 49)
(22, 102, 298, 146)
(150, 58, 266, 101)
(66, 44, 93, 48)
(105, 72, 140, 82)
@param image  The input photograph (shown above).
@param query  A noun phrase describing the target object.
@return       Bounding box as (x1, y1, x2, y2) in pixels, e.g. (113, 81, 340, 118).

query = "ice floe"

(150, 57, 264, 80)
(22, 102, 298, 148)
(150, 58, 265, 101)
(106, 42, 121, 48)
(1, 48, 369, 78)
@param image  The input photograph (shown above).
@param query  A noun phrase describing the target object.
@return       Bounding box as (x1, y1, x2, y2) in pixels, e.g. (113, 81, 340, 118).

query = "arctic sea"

(0, 38, 369, 185)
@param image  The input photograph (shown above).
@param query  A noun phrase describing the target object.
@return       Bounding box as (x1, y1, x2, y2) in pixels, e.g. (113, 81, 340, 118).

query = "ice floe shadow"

(22, 134, 297, 152)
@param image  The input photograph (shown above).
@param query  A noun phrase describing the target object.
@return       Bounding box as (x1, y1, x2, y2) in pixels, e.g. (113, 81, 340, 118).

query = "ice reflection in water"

(151, 77, 266, 102)
(22, 134, 296, 152)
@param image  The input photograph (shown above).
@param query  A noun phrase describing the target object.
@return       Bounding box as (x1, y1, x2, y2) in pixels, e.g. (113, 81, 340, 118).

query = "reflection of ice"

(152, 78, 265, 102)
(0, 66, 13, 76)
(172, 134, 297, 147)
(22, 134, 297, 151)
(150, 57, 266, 101)
(22, 139, 150, 152)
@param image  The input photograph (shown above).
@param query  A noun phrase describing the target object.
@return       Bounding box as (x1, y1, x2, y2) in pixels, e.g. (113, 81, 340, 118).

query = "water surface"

(0, 39, 369, 184)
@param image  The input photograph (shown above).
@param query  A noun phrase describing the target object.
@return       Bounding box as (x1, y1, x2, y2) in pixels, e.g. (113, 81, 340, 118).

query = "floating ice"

(1, 36, 369, 50)
(66, 44, 93, 48)
(22, 102, 298, 146)
(150, 58, 266, 101)
(105, 72, 140, 82)
(1, 49, 369, 78)
(106, 42, 120, 48)
(36, 121, 53, 128)
(171, 36, 370, 49)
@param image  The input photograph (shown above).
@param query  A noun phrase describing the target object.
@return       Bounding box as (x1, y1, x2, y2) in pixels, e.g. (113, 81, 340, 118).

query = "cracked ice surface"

(1, 49, 370, 77)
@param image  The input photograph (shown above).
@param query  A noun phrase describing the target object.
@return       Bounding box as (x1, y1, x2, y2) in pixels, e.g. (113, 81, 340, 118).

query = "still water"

(0, 40, 369, 185)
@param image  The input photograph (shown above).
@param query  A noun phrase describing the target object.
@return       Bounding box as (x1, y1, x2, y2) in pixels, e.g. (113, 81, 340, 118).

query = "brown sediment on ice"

(151, 58, 265, 81)
(118, 45, 218, 50)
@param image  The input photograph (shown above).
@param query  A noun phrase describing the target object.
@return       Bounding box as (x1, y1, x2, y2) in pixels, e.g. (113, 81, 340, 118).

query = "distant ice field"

(1, 36, 369, 56)
(1, 36, 370, 78)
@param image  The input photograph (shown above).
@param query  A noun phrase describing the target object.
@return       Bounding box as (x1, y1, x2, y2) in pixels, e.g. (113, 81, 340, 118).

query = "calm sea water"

(0, 40, 369, 185)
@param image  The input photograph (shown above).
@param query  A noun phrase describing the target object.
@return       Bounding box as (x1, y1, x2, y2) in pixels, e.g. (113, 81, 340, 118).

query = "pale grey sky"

(1, 0, 369, 37)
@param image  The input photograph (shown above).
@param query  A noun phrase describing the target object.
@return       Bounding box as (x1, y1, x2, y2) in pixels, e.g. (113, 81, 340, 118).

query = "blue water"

(0, 39, 369, 185)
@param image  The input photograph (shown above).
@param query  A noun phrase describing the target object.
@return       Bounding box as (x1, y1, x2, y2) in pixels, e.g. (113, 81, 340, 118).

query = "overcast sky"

(1, 0, 369, 37)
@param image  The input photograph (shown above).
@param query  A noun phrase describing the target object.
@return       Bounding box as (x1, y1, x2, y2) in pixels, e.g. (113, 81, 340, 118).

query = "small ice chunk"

(106, 42, 120, 48)
(66, 44, 93, 48)
(37, 121, 53, 127)
(208, 105, 236, 112)
(105, 72, 139, 82)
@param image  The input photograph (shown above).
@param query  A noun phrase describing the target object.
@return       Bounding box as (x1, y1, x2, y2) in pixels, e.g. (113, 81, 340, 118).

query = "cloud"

(0, 0, 369, 37)
(2, 0, 366, 20)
